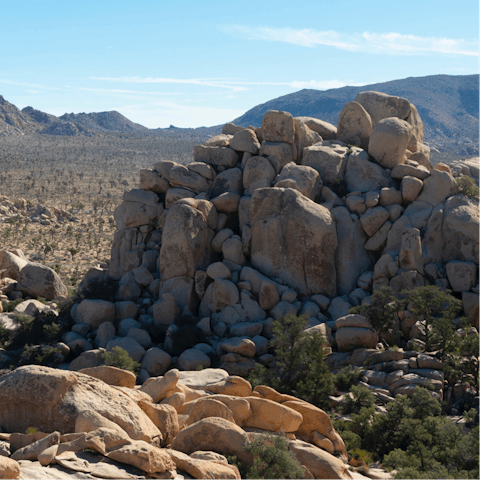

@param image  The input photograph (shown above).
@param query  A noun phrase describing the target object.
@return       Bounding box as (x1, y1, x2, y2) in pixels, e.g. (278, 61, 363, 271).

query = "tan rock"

(170, 417, 253, 465)
(252, 385, 299, 403)
(275, 163, 322, 200)
(251, 187, 337, 296)
(11, 432, 60, 461)
(243, 397, 303, 432)
(289, 440, 352, 479)
(433, 162, 453, 174)
(282, 400, 347, 457)
(442, 195, 479, 264)
(368, 118, 413, 169)
(401, 176, 423, 203)
(167, 448, 240, 479)
(355, 91, 411, 126)
(302, 143, 349, 185)
(0, 366, 161, 444)
(243, 156, 276, 195)
(37, 444, 58, 466)
(160, 202, 214, 281)
(107, 440, 176, 474)
(296, 116, 337, 140)
(0, 250, 29, 280)
(294, 118, 322, 162)
(229, 129, 260, 155)
(0, 457, 21, 479)
(75, 410, 131, 439)
(78, 365, 136, 388)
(360, 206, 389, 236)
(258, 141, 294, 173)
(193, 145, 238, 168)
(206, 376, 252, 397)
(312, 431, 335, 454)
(205, 134, 233, 146)
(16, 262, 67, 300)
(262, 110, 295, 145)
(140, 368, 180, 403)
(416, 169, 459, 207)
(337, 101, 373, 150)
(140, 169, 170, 194)
(186, 398, 235, 426)
(179, 395, 252, 427)
(138, 401, 179, 446)
(220, 337, 256, 357)
(399, 228, 423, 274)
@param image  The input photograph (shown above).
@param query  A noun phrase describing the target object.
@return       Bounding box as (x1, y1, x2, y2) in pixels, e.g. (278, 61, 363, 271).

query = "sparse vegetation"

(102, 346, 140, 375)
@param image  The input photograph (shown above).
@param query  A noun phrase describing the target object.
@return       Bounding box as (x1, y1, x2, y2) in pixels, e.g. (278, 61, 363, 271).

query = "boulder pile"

(1, 91, 478, 402)
(0, 365, 357, 479)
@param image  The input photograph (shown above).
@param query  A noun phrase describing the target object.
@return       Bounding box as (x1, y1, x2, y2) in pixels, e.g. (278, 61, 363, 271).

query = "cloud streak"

(223, 25, 479, 56)
(91, 76, 361, 92)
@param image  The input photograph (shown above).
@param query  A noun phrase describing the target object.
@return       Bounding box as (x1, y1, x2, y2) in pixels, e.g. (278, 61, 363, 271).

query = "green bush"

(248, 314, 334, 410)
(341, 385, 376, 415)
(402, 285, 462, 355)
(349, 286, 404, 338)
(333, 366, 364, 391)
(241, 434, 305, 479)
(456, 175, 479, 199)
(102, 346, 140, 376)
(1, 298, 25, 312)
(335, 386, 479, 478)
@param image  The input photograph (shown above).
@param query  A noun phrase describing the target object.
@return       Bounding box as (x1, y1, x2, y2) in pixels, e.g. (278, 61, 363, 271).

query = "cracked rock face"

(250, 187, 337, 297)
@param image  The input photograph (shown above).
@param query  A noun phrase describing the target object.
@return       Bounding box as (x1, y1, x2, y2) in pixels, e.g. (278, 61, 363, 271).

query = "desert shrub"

(333, 366, 364, 391)
(102, 346, 140, 375)
(402, 285, 462, 355)
(341, 385, 376, 415)
(0, 323, 11, 347)
(235, 434, 305, 479)
(19, 345, 61, 367)
(349, 286, 404, 337)
(335, 385, 478, 478)
(456, 175, 479, 199)
(1, 298, 25, 312)
(248, 314, 334, 410)
(13, 314, 35, 332)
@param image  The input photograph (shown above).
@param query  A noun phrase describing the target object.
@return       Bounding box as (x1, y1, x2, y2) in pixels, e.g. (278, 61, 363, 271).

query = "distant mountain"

(60, 111, 150, 135)
(233, 74, 479, 155)
(1, 74, 478, 154)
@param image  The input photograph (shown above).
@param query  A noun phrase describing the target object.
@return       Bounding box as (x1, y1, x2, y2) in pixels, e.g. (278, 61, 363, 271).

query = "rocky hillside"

(234, 74, 479, 156)
(60, 110, 150, 135)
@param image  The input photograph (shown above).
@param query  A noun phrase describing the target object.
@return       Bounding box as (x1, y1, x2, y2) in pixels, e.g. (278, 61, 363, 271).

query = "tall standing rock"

(160, 203, 214, 281)
(442, 195, 479, 264)
(332, 207, 373, 295)
(336, 101, 373, 151)
(250, 188, 337, 297)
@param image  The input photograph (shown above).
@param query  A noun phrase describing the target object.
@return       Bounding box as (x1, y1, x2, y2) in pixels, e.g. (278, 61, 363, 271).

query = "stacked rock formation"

(0, 365, 356, 479)
(93, 91, 478, 385)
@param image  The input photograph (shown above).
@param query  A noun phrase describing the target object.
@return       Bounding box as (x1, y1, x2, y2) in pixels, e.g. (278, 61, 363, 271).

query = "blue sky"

(1, 0, 478, 128)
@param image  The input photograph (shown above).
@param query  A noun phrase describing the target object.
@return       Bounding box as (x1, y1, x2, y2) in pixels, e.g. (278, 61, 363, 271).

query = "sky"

(0, 0, 478, 128)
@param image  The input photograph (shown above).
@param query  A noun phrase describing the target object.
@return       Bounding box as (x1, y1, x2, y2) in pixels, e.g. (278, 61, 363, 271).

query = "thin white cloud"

(91, 76, 360, 92)
(91, 76, 249, 92)
(78, 87, 182, 96)
(222, 25, 479, 56)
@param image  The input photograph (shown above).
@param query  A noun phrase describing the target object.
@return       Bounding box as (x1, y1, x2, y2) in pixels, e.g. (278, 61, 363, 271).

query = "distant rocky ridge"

(0, 74, 478, 153)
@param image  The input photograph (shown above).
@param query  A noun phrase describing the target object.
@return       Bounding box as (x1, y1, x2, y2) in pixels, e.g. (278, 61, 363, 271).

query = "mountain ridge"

(0, 73, 478, 154)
